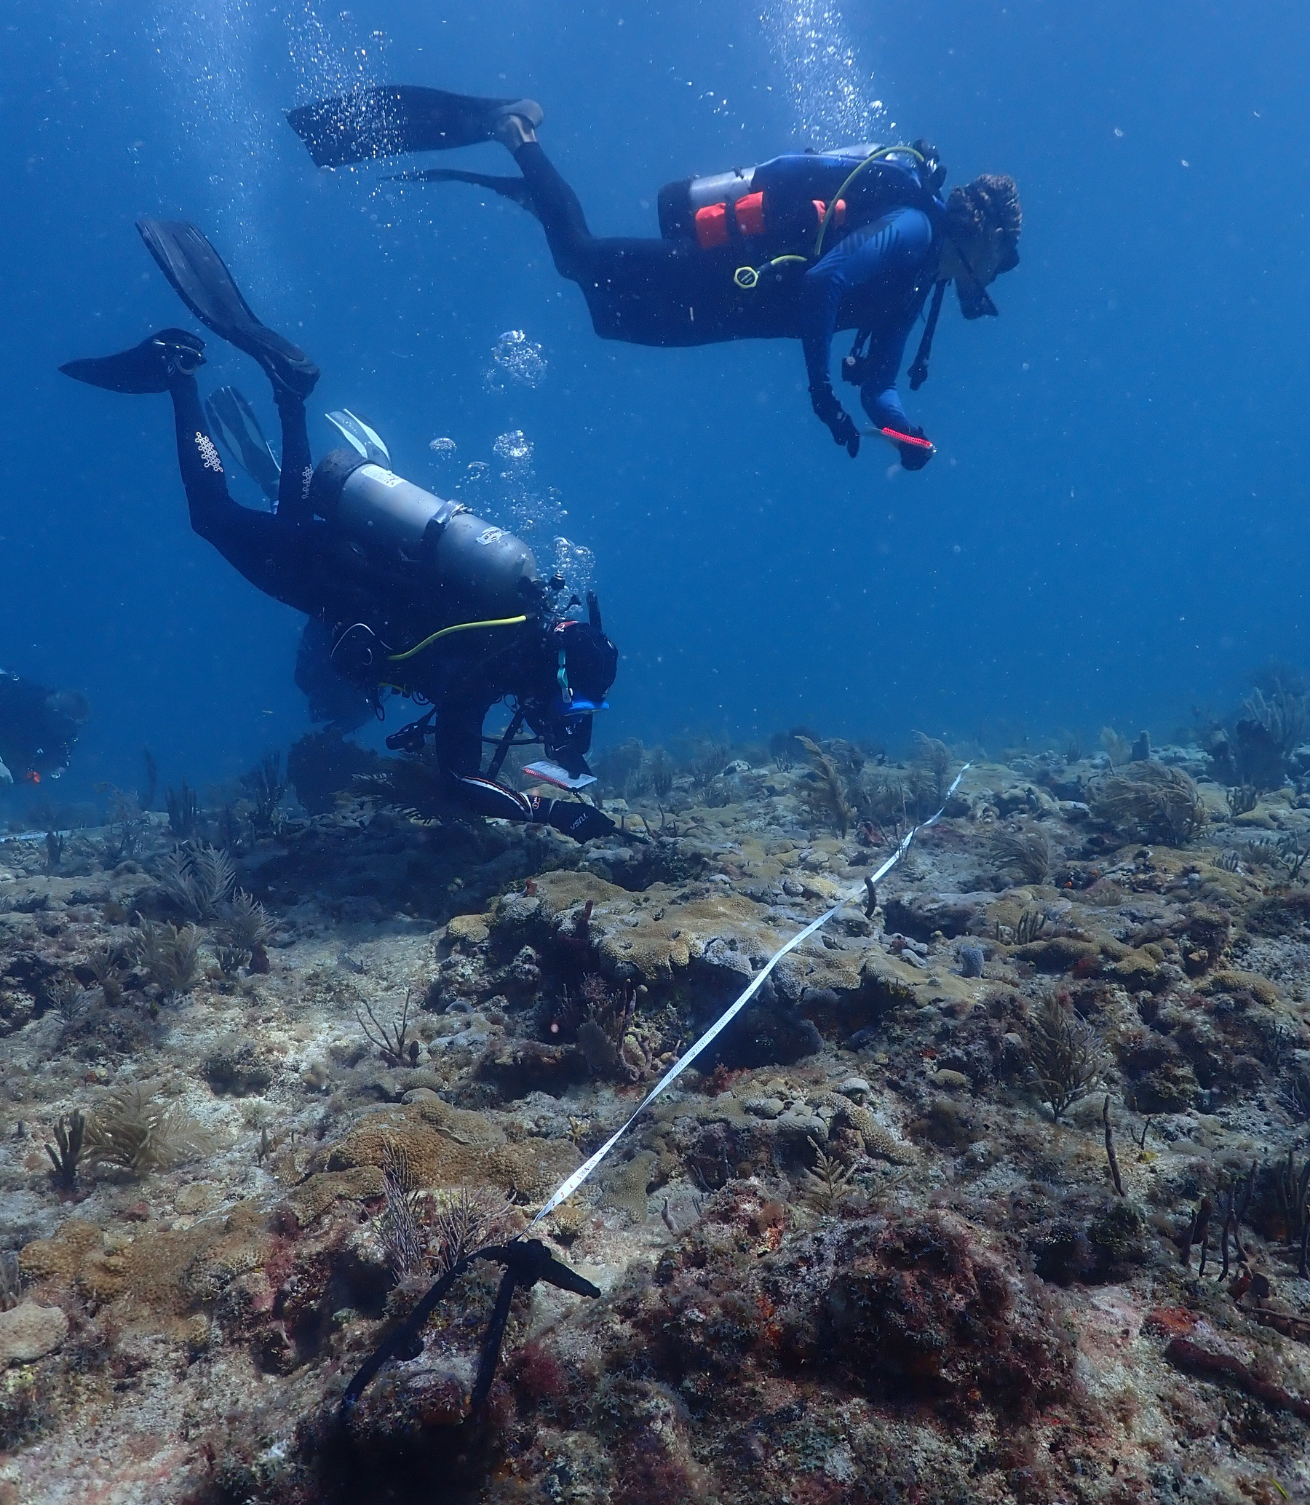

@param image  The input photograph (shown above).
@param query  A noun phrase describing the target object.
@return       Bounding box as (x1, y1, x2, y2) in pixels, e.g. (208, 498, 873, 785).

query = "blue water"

(2, 0, 1307, 805)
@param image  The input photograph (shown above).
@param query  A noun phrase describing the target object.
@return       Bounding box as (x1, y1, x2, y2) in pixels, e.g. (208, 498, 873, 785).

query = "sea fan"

(130, 917, 204, 998)
(797, 736, 852, 836)
(356, 759, 455, 822)
(84, 1083, 213, 1176)
(1090, 762, 1206, 846)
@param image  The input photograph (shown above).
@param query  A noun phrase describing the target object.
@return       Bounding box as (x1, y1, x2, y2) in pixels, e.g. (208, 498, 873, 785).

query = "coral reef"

(2, 731, 1310, 1502)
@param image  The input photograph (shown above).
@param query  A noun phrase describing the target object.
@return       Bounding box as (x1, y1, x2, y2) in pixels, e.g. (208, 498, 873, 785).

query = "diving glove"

(809, 383, 860, 459)
(897, 425, 934, 471)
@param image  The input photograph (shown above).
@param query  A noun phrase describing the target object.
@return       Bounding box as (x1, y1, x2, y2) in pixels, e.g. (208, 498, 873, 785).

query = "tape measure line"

(529, 764, 971, 1228)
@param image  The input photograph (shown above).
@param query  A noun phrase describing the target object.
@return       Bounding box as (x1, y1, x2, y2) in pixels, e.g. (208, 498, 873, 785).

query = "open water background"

(1, 0, 1307, 801)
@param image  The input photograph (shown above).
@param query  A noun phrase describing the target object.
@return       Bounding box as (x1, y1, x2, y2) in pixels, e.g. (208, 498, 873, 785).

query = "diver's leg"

(507, 141, 596, 282)
(274, 392, 314, 523)
(168, 374, 298, 595)
(508, 140, 708, 343)
(168, 372, 237, 534)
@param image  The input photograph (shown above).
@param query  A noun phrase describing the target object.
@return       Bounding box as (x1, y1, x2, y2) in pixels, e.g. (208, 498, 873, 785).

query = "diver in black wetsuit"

(0, 672, 89, 788)
(60, 221, 619, 845)
(287, 87, 1021, 468)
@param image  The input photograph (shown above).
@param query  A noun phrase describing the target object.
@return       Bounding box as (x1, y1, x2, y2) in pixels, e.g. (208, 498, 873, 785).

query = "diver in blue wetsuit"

(286, 86, 1022, 469)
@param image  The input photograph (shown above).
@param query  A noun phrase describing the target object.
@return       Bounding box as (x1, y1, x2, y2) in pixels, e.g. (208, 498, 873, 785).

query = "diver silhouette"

(60, 221, 620, 845)
(0, 672, 89, 788)
(287, 86, 1021, 469)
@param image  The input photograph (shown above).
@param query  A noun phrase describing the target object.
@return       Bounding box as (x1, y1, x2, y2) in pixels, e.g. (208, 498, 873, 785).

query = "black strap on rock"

(485, 706, 527, 782)
(908, 278, 948, 391)
(339, 1238, 601, 1423)
(385, 707, 437, 754)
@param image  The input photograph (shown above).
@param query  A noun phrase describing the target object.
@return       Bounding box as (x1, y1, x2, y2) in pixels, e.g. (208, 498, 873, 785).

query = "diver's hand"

(898, 425, 933, 471)
(547, 801, 616, 844)
(831, 409, 861, 458)
(810, 384, 860, 458)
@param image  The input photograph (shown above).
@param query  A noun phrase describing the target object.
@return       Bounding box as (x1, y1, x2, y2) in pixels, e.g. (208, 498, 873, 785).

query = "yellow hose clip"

(734, 254, 809, 292)
(387, 614, 528, 665)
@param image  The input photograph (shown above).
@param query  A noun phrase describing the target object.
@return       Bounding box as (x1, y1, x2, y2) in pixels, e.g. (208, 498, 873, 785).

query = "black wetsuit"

(166, 376, 608, 839)
(512, 143, 943, 437)
(0, 672, 86, 786)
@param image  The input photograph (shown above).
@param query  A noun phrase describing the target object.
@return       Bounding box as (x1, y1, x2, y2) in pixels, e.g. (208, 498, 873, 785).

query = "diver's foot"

(136, 219, 319, 402)
(493, 99, 542, 151)
(59, 329, 206, 393)
(258, 345, 320, 403)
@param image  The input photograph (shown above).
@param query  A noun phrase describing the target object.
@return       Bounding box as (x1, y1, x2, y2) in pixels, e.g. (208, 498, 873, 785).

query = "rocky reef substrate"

(2, 742, 1310, 1502)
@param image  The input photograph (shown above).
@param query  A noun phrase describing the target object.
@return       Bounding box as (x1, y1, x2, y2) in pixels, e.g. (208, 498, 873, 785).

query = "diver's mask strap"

(947, 235, 999, 317)
(908, 279, 949, 391)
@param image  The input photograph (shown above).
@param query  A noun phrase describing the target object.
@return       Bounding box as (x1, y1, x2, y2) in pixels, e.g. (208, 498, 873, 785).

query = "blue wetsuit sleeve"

(800, 206, 934, 408)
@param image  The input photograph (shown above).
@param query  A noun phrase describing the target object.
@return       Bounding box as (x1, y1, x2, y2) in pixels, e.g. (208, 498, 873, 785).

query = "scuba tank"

(309, 448, 540, 619)
(657, 143, 942, 254)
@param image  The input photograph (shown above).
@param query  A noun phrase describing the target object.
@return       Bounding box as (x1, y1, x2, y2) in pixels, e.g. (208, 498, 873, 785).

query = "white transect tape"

(529, 762, 971, 1228)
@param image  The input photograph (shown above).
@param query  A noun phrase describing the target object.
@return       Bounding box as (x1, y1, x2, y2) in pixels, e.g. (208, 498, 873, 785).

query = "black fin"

(205, 386, 281, 504)
(287, 85, 539, 168)
(136, 219, 319, 398)
(59, 329, 205, 394)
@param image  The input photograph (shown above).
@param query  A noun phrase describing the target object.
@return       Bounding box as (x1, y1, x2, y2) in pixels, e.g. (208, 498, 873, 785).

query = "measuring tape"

(529, 764, 971, 1228)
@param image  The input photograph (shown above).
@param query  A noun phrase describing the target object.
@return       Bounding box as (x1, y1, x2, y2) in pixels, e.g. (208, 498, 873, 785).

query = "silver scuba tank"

(311, 450, 540, 618)
(335, 463, 459, 553)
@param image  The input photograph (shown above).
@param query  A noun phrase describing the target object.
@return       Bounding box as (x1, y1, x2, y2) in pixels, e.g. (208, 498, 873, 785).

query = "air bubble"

(428, 436, 457, 459)
(483, 329, 548, 393)
(493, 429, 534, 467)
(553, 537, 596, 605)
(758, 0, 885, 145)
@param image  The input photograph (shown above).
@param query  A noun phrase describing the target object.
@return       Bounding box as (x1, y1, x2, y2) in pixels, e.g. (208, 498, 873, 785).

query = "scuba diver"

(60, 220, 619, 845)
(287, 86, 1022, 468)
(0, 672, 89, 788)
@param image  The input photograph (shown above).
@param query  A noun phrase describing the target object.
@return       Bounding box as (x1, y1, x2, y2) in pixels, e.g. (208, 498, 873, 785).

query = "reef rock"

(0, 1301, 69, 1365)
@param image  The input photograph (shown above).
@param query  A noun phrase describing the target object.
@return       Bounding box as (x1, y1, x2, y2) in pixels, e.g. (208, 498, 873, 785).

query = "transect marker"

(529, 763, 972, 1228)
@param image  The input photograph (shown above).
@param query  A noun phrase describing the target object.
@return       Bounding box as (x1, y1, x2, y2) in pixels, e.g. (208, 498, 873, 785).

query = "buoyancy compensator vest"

(657, 143, 942, 258)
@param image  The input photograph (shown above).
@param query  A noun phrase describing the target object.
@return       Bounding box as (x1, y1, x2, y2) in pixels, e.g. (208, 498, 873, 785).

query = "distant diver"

(0, 672, 89, 787)
(60, 220, 620, 845)
(286, 86, 1022, 468)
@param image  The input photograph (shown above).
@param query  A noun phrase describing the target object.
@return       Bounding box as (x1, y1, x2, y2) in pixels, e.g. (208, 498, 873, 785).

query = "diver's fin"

(387, 167, 539, 217)
(325, 409, 391, 467)
(59, 329, 205, 394)
(287, 86, 542, 168)
(205, 386, 281, 504)
(136, 219, 320, 400)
